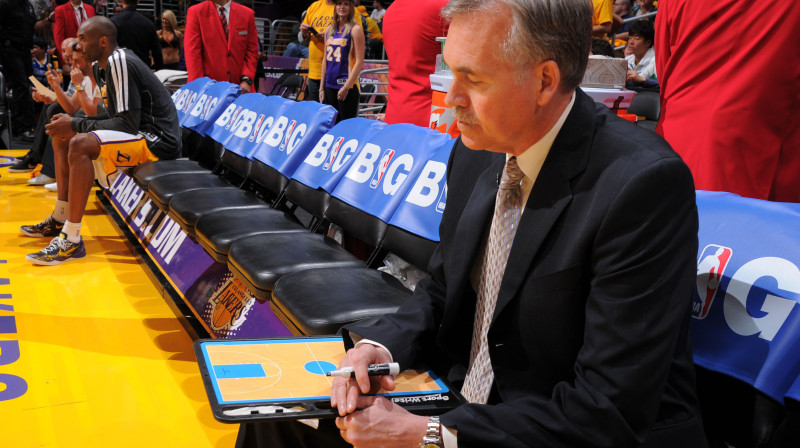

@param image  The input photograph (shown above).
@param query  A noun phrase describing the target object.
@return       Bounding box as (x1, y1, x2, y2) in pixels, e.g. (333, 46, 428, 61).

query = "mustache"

(452, 106, 476, 125)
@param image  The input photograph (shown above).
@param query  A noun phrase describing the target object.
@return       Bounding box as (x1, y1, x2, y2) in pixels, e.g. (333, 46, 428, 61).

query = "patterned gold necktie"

(219, 6, 229, 40)
(461, 156, 525, 404)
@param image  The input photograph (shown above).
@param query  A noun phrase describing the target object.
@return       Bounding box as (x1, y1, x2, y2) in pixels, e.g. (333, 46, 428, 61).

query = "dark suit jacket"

(345, 90, 707, 447)
(184, 0, 258, 84)
(110, 6, 163, 70)
(53, 1, 95, 60)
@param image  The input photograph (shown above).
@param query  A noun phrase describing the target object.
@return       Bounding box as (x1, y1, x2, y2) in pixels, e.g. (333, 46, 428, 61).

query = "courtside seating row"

(133, 77, 455, 336)
(126, 79, 800, 447)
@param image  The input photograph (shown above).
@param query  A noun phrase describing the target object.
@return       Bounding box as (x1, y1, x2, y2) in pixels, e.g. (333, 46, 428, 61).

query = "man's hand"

(239, 81, 251, 93)
(626, 68, 644, 83)
(335, 396, 429, 448)
(32, 88, 55, 105)
(319, 88, 326, 103)
(45, 67, 62, 90)
(70, 67, 85, 87)
(45, 113, 75, 140)
(330, 344, 395, 416)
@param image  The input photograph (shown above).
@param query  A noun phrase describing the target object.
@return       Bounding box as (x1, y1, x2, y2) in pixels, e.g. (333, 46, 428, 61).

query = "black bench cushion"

(271, 267, 412, 335)
(227, 233, 364, 301)
(146, 173, 233, 210)
(132, 160, 210, 190)
(167, 188, 268, 235)
(195, 208, 307, 263)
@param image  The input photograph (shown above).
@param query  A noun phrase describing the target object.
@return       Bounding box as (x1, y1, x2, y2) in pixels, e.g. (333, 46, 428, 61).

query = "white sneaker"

(44, 182, 58, 192)
(28, 174, 56, 186)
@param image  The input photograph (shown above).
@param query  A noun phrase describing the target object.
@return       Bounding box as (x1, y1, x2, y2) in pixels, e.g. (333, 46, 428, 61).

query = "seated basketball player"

(21, 16, 181, 265)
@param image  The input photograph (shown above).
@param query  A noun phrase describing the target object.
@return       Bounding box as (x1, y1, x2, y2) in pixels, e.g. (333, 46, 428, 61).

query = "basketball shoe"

(26, 234, 86, 266)
(20, 215, 64, 237)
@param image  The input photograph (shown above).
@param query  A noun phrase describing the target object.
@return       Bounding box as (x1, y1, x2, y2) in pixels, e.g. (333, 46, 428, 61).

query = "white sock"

(53, 200, 68, 223)
(63, 221, 81, 243)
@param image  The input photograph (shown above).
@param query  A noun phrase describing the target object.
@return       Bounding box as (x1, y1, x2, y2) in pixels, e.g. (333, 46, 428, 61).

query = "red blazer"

(185, 0, 259, 84)
(53, 2, 95, 61)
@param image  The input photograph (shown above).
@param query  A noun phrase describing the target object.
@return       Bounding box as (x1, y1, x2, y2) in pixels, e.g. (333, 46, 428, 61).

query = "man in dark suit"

(53, 0, 94, 61)
(110, 0, 162, 70)
(184, 0, 258, 92)
(323, 0, 708, 447)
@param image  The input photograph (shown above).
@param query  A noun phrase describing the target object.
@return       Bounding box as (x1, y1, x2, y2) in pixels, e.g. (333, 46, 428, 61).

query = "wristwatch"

(419, 416, 443, 448)
(240, 75, 253, 86)
(74, 84, 85, 92)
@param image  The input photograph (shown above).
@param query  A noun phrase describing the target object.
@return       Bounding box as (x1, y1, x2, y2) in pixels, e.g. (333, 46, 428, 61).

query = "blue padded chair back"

(172, 76, 214, 124)
(246, 100, 338, 198)
(284, 118, 387, 219)
(692, 191, 800, 447)
(181, 81, 241, 136)
(330, 123, 454, 224)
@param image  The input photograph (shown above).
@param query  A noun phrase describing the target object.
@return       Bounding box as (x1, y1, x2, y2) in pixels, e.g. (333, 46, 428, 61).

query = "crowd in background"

(1, 0, 187, 147)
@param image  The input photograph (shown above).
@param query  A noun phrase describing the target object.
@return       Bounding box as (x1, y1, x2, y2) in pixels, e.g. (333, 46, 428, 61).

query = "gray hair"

(442, 0, 592, 92)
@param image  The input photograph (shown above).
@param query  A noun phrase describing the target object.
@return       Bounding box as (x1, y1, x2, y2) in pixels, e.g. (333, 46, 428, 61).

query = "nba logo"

(323, 137, 345, 171)
(693, 244, 733, 319)
(370, 149, 395, 189)
(249, 115, 265, 142)
(183, 92, 196, 113)
(280, 120, 298, 151)
(435, 184, 447, 213)
(226, 107, 242, 130)
(202, 96, 214, 119)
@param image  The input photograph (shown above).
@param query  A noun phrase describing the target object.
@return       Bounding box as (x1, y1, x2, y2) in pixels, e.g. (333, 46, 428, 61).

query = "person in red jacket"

(656, 0, 800, 202)
(53, 0, 95, 62)
(184, 0, 259, 92)
(382, 0, 449, 127)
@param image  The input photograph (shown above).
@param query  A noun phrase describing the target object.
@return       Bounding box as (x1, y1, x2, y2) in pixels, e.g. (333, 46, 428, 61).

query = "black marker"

(326, 362, 400, 378)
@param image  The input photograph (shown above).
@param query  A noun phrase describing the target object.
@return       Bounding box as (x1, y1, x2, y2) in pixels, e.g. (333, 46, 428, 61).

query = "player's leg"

(24, 133, 97, 265)
(19, 134, 72, 238)
(65, 133, 102, 229)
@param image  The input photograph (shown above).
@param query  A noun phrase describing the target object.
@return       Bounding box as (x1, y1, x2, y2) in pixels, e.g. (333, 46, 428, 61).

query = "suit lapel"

(210, 1, 229, 48)
(491, 90, 597, 323)
(448, 153, 504, 297)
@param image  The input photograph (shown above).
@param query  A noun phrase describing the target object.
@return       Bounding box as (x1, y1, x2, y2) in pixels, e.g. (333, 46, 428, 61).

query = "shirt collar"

(71, 1, 84, 10)
(513, 91, 576, 183)
(216, 0, 231, 12)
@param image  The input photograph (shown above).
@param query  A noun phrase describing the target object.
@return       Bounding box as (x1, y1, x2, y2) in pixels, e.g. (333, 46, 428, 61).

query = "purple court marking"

(0, 316, 17, 334)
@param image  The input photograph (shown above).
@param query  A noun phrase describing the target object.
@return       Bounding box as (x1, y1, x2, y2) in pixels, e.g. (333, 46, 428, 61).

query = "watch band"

(74, 83, 85, 92)
(240, 75, 253, 85)
(419, 415, 443, 447)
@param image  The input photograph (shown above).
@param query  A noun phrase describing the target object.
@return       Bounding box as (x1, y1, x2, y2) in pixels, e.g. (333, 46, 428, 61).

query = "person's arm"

(592, 21, 612, 37)
(319, 31, 328, 102)
(46, 67, 79, 114)
(338, 25, 365, 101)
(240, 11, 259, 92)
(183, 6, 202, 81)
(72, 57, 141, 134)
(72, 72, 99, 116)
(150, 26, 163, 70)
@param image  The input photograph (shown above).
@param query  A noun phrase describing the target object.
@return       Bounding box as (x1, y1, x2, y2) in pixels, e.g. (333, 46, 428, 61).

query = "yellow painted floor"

(0, 150, 238, 447)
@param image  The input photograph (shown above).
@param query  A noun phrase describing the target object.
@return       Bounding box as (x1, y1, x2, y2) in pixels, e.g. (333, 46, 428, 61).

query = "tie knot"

(219, 6, 225, 13)
(499, 156, 524, 190)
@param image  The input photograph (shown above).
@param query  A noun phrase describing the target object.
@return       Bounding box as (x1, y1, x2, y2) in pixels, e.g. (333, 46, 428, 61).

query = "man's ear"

(532, 60, 562, 107)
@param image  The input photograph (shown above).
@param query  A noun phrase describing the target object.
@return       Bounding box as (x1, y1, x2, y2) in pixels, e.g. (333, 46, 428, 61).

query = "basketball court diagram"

(199, 338, 449, 405)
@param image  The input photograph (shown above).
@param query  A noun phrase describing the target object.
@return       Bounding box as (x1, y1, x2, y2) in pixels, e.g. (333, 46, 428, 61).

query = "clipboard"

(29, 76, 57, 102)
(193, 337, 465, 423)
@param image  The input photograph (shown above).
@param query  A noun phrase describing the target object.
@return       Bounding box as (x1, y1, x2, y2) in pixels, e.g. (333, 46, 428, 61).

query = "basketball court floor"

(1, 150, 237, 447)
